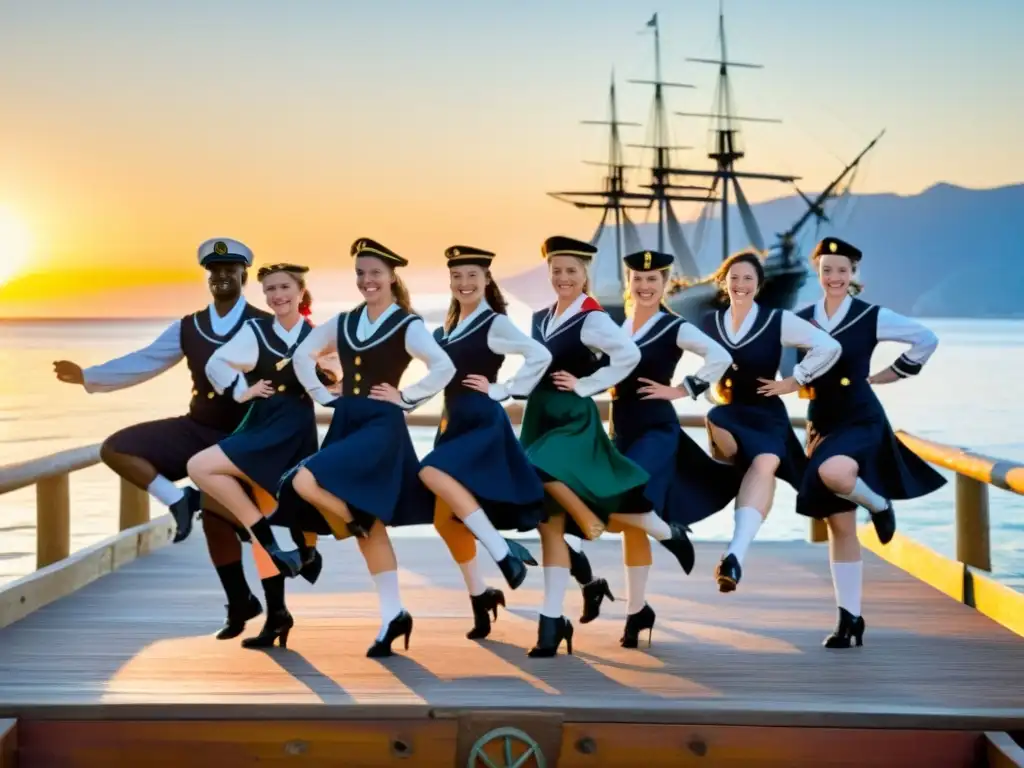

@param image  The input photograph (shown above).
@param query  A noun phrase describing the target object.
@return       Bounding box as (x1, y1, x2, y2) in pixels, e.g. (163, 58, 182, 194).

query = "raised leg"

(291, 467, 368, 538)
(543, 481, 606, 540)
(820, 455, 895, 544)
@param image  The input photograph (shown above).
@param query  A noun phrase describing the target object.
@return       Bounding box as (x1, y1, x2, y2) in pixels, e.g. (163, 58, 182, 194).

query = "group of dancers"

(52, 231, 945, 658)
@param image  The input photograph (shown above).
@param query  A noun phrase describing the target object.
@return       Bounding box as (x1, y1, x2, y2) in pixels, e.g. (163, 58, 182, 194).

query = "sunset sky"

(1, 0, 1022, 317)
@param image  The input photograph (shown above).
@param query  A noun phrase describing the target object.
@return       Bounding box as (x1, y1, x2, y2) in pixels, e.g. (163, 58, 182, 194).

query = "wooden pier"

(1, 410, 1022, 767)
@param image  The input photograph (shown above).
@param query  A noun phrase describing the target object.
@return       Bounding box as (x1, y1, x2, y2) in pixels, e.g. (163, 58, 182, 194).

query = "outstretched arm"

(57, 320, 185, 393)
(869, 309, 939, 385)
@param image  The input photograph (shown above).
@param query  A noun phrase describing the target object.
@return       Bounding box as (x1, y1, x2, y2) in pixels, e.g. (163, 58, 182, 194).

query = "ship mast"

(670, 0, 798, 263)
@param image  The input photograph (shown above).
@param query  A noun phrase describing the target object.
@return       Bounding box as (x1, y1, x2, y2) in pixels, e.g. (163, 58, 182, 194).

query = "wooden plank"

(858, 525, 966, 602)
(0, 516, 174, 629)
(15, 720, 457, 768)
(0, 719, 15, 768)
(556, 723, 982, 767)
(0, 539, 1021, 733)
(986, 732, 1024, 768)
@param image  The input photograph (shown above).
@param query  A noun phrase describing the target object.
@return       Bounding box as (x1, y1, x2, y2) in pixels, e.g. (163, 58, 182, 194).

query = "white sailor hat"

(197, 237, 254, 267)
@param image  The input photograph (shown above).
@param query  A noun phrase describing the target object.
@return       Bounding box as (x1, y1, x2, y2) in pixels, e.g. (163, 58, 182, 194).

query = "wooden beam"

(0, 719, 15, 768)
(0, 516, 174, 629)
(858, 525, 966, 602)
(986, 732, 1024, 768)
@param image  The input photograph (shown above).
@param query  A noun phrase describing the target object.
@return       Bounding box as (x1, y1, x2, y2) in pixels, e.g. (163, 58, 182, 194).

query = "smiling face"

(260, 271, 303, 319)
(355, 255, 394, 304)
(548, 255, 587, 301)
(206, 261, 246, 301)
(818, 252, 855, 300)
(449, 264, 488, 307)
(629, 269, 667, 310)
(726, 260, 760, 307)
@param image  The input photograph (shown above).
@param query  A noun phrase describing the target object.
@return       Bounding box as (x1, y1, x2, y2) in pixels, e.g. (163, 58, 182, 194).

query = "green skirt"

(520, 388, 650, 537)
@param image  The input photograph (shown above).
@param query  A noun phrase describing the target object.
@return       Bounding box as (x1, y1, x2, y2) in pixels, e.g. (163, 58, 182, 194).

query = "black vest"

(335, 304, 420, 399)
(242, 317, 315, 401)
(611, 313, 684, 402)
(530, 304, 605, 392)
(796, 299, 881, 423)
(180, 302, 271, 431)
(434, 310, 503, 400)
(702, 305, 783, 406)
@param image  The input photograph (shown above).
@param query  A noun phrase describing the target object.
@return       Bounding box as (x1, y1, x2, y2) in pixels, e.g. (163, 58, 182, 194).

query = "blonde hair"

(391, 272, 413, 313)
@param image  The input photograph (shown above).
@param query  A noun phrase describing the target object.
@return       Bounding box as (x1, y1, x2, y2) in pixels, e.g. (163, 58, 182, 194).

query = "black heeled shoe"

(505, 538, 538, 566)
(496, 553, 527, 590)
(527, 614, 574, 657)
(715, 553, 742, 593)
(870, 502, 896, 545)
(467, 588, 505, 640)
(823, 607, 866, 649)
(580, 578, 614, 624)
(170, 486, 201, 543)
(299, 547, 323, 585)
(620, 603, 656, 649)
(241, 608, 294, 649)
(567, 545, 593, 585)
(215, 595, 262, 640)
(264, 542, 303, 579)
(367, 610, 414, 658)
(659, 523, 696, 574)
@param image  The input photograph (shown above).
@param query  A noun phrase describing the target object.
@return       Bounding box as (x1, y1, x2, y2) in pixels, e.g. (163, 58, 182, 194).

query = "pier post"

(955, 475, 991, 571)
(119, 479, 150, 530)
(36, 474, 70, 569)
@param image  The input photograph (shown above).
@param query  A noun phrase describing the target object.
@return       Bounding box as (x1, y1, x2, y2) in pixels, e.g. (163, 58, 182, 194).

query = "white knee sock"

(625, 565, 650, 615)
(462, 509, 510, 562)
(725, 506, 763, 565)
(372, 570, 404, 639)
(611, 511, 671, 541)
(458, 556, 487, 597)
(564, 534, 583, 553)
(147, 475, 184, 507)
(836, 478, 888, 514)
(830, 560, 863, 616)
(541, 566, 570, 619)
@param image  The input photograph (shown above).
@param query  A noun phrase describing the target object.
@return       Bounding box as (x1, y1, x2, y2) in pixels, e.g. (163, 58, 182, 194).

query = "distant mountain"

(502, 183, 1024, 318)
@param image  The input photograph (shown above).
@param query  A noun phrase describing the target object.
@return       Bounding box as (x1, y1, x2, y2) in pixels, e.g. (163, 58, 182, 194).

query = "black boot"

(659, 523, 696, 574)
(823, 607, 866, 649)
(568, 545, 593, 584)
(715, 553, 742, 593)
(170, 486, 202, 543)
(215, 594, 263, 640)
(580, 578, 614, 623)
(250, 518, 303, 578)
(870, 502, 896, 545)
(620, 603, 656, 649)
(506, 538, 538, 566)
(527, 614, 574, 658)
(496, 553, 527, 590)
(367, 610, 414, 658)
(467, 588, 505, 640)
(240, 608, 294, 649)
(298, 547, 323, 585)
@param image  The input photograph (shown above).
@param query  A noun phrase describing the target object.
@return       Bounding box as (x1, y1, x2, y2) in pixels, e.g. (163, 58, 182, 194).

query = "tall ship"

(548, 6, 884, 325)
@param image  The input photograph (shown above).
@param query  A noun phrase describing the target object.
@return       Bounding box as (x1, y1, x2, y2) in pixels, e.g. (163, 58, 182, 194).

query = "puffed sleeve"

(399, 319, 457, 410)
(293, 316, 340, 406)
(780, 310, 842, 385)
(205, 322, 259, 402)
(876, 308, 938, 378)
(485, 314, 552, 401)
(575, 311, 642, 398)
(675, 320, 732, 399)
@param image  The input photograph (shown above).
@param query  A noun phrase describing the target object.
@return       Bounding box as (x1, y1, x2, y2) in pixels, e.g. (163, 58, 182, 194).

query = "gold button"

(731, 363, 739, 370)
(277, 384, 286, 392)
(354, 356, 361, 366)
(724, 379, 732, 388)
(353, 386, 360, 395)
(207, 392, 215, 399)
(840, 377, 850, 386)
(192, 389, 198, 397)
(354, 373, 362, 382)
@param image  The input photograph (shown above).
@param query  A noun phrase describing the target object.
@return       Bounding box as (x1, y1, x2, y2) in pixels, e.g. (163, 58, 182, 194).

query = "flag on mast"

(646, 12, 658, 28)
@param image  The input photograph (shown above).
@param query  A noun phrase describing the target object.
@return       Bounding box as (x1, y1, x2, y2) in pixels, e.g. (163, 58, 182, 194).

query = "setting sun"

(0, 206, 33, 286)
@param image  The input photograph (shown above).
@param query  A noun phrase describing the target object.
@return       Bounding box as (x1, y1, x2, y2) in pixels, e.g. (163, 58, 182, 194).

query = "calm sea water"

(1, 301, 1022, 590)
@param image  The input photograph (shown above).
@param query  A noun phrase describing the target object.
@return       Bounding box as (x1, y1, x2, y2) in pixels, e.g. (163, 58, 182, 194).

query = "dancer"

(187, 263, 328, 648)
(606, 249, 736, 647)
(419, 245, 550, 640)
(52, 238, 269, 543)
(272, 237, 455, 657)
(518, 235, 647, 658)
(795, 237, 945, 648)
(702, 249, 842, 592)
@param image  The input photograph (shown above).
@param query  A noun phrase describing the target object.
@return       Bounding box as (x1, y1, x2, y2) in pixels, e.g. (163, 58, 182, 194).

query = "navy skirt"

(612, 399, 736, 526)
(797, 404, 947, 519)
(273, 397, 434, 535)
(706, 397, 806, 490)
(220, 395, 319, 496)
(421, 391, 544, 532)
